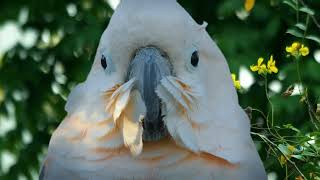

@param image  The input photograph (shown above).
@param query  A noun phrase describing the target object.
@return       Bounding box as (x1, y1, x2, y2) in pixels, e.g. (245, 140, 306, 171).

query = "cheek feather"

(102, 79, 146, 156)
(156, 76, 205, 153)
(157, 76, 199, 114)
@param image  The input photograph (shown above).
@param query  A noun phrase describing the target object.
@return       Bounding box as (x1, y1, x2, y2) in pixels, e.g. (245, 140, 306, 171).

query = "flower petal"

(258, 64, 267, 74)
(245, 0, 255, 12)
(292, 42, 300, 49)
(299, 46, 309, 56)
(235, 81, 241, 90)
(257, 58, 264, 66)
(250, 65, 258, 72)
(286, 47, 293, 53)
(231, 74, 236, 81)
(272, 67, 278, 73)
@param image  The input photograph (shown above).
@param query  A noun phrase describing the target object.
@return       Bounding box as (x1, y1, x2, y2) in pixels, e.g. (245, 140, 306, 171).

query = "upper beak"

(126, 46, 172, 141)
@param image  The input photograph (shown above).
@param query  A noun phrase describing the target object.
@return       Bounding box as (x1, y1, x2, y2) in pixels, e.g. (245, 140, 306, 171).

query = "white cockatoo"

(40, 0, 267, 179)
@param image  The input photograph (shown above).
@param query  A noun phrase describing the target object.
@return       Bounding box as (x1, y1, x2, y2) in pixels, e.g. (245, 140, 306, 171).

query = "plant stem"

(252, 107, 282, 139)
(295, 58, 303, 91)
(263, 76, 284, 140)
(285, 164, 288, 180)
(251, 132, 307, 179)
(296, 0, 299, 23)
(303, 15, 310, 42)
(298, 0, 320, 30)
(264, 77, 274, 127)
(295, 57, 320, 129)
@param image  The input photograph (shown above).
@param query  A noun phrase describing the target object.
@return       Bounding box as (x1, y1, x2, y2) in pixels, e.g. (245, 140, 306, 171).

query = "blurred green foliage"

(0, 0, 319, 179)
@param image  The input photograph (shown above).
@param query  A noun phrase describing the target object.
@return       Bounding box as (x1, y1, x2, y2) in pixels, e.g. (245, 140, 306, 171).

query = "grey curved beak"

(126, 47, 172, 141)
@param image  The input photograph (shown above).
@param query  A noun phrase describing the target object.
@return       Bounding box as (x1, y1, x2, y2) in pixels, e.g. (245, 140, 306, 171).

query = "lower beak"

(126, 46, 172, 141)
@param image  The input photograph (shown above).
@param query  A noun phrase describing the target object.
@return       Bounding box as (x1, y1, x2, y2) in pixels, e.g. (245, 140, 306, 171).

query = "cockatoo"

(40, 0, 267, 179)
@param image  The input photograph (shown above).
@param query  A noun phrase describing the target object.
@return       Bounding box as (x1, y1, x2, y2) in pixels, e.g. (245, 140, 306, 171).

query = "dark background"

(0, 0, 319, 179)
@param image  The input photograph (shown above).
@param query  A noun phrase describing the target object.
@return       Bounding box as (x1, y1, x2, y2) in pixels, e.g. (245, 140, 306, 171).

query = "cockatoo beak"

(126, 46, 173, 141)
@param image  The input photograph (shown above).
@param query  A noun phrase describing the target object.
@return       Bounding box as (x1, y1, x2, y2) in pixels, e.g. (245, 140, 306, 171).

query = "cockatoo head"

(64, 0, 249, 159)
(44, 1, 267, 179)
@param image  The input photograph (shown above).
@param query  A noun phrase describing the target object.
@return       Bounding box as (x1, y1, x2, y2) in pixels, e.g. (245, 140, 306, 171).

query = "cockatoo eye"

(100, 54, 115, 74)
(101, 55, 107, 69)
(191, 51, 199, 67)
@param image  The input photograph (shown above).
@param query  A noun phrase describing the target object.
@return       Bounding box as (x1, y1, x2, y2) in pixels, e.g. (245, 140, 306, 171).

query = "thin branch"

(251, 132, 307, 179)
(298, 0, 320, 30)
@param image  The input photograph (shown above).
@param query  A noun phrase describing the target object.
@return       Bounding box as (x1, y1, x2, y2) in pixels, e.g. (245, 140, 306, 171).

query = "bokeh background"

(0, 0, 319, 179)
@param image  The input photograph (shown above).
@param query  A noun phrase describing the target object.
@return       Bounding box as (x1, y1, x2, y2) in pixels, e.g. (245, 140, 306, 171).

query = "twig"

(298, 0, 320, 30)
(251, 132, 307, 179)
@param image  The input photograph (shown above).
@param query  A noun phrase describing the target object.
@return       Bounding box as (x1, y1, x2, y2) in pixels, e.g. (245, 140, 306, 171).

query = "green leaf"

(310, 131, 320, 137)
(283, 0, 298, 10)
(291, 155, 305, 161)
(306, 35, 320, 45)
(301, 151, 316, 157)
(294, 23, 306, 31)
(286, 29, 304, 38)
(299, 7, 315, 16)
(283, 124, 300, 133)
(278, 144, 291, 156)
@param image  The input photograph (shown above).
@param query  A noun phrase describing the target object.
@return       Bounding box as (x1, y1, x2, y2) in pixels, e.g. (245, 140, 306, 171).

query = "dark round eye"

(101, 55, 107, 69)
(191, 51, 199, 67)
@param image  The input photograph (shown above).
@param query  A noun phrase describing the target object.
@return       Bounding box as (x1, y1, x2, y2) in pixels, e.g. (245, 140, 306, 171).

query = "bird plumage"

(40, 0, 267, 179)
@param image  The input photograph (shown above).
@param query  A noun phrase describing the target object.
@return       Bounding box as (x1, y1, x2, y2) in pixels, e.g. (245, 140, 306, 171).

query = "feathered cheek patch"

(103, 78, 146, 156)
(99, 76, 206, 156)
(156, 76, 207, 153)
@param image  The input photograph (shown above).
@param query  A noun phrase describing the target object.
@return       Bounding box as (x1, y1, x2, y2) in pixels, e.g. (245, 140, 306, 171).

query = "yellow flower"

(245, 0, 255, 12)
(250, 58, 267, 75)
(231, 74, 241, 90)
(288, 145, 296, 153)
(291, 42, 301, 49)
(286, 42, 310, 57)
(267, 55, 278, 74)
(299, 45, 309, 56)
(286, 42, 301, 56)
(279, 155, 287, 167)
